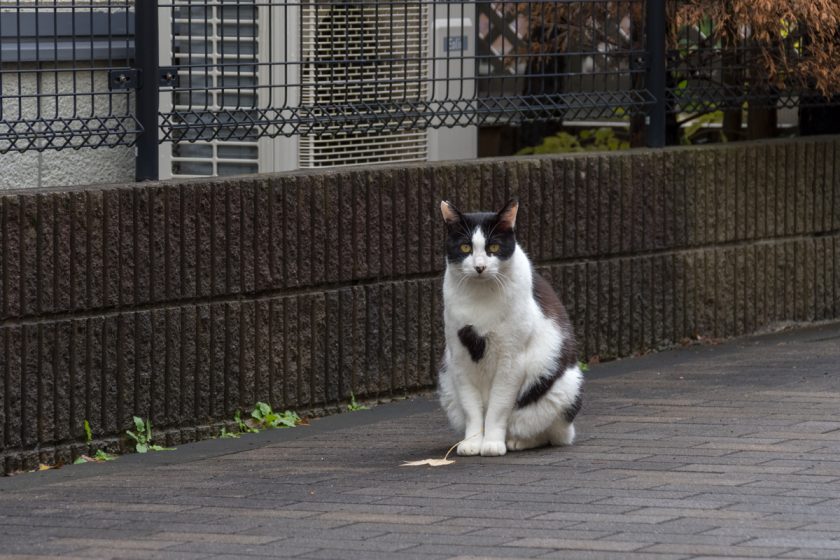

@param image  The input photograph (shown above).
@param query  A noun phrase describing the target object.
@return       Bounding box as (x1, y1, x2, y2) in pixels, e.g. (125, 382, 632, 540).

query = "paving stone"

(0, 323, 839, 559)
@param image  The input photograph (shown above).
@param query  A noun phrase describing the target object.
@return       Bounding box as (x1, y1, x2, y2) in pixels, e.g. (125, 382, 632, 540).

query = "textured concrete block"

(2, 196, 21, 318)
(117, 189, 135, 306)
(283, 295, 301, 408)
(534, 159, 553, 259)
(241, 182, 256, 294)
(310, 294, 327, 407)
(338, 288, 355, 399)
(174, 185, 195, 300)
(240, 301, 256, 410)
(267, 178, 285, 290)
(417, 280, 435, 388)
(2, 328, 20, 451)
(253, 180, 272, 291)
(323, 174, 341, 284)
(224, 303, 241, 416)
(267, 298, 286, 409)
(135, 311, 153, 422)
(803, 140, 815, 235)
(37, 195, 56, 314)
(53, 193, 73, 312)
(785, 143, 797, 236)
(117, 313, 136, 431)
(149, 186, 168, 303)
(253, 300, 270, 406)
(404, 167, 421, 276)
(403, 281, 420, 391)
(324, 291, 341, 405)
(363, 285, 381, 398)
(513, 160, 533, 253)
(350, 172, 369, 280)
(729, 146, 741, 242)
(226, 181, 243, 295)
(363, 172, 381, 280)
(134, 187, 152, 305)
(210, 183, 228, 296)
(309, 175, 327, 285)
(52, 321, 71, 443)
(19, 195, 39, 316)
(296, 295, 314, 408)
(209, 304, 226, 418)
(149, 310, 167, 426)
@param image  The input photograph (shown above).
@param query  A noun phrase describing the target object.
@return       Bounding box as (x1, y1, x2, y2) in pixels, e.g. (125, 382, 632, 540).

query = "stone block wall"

(1, 136, 838, 472)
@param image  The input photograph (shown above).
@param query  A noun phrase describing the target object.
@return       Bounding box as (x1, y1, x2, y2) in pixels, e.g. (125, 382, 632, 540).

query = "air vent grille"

(169, 0, 260, 177)
(299, 0, 429, 168)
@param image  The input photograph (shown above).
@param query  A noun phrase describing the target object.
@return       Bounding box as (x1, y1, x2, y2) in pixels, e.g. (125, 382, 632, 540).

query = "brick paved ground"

(1, 322, 839, 560)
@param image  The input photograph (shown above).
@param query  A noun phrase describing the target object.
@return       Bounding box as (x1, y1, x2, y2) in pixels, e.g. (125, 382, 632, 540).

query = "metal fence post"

(135, 0, 160, 181)
(645, 0, 667, 148)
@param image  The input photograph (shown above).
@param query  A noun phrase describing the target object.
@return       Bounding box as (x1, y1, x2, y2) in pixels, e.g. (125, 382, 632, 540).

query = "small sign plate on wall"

(443, 36, 468, 52)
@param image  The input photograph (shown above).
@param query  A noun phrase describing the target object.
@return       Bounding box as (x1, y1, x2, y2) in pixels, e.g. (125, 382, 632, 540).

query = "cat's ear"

(440, 200, 463, 226)
(496, 198, 518, 231)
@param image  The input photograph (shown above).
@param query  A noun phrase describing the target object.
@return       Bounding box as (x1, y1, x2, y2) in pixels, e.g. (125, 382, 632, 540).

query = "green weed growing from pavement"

(73, 420, 117, 464)
(126, 417, 175, 453)
(248, 402, 302, 430)
(347, 392, 369, 412)
(218, 426, 240, 439)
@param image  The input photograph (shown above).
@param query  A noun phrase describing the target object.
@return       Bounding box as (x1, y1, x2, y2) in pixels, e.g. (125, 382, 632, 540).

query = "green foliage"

(73, 449, 117, 464)
(681, 111, 725, 144)
(218, 427, 240, 439)
(83, 419, 93, 443)
(234, 409, 259, 434)
(249, 402, 301, 429)
(126, 416, 174, 453)
(347, 392, 369, 412)
(577, 360, 590, 372)
(517, 127, 630, 155)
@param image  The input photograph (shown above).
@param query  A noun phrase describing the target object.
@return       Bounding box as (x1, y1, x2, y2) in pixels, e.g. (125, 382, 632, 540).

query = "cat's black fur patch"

(443, 204, 516, 264)
(563, 393, 583, 423)
(515, 272, 579, 409)
(457, 325, 486, 362)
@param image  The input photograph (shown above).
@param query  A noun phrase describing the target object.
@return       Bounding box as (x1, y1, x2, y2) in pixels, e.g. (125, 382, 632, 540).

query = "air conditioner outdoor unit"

(159, 0, 476, 180)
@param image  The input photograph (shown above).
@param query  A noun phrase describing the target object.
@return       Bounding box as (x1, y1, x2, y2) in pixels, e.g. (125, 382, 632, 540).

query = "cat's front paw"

(457, 439, 483, 456)
(480, 440, 507, 456)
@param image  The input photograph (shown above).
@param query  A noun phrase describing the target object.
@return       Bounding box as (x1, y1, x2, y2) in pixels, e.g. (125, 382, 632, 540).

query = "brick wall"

(1, 136, 839, 472)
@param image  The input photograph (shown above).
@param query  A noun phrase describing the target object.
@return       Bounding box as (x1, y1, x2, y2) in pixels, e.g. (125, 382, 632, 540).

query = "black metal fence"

(0, 0, 837, 179)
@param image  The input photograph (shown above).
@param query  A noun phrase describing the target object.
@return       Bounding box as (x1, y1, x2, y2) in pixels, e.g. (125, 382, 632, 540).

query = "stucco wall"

(0, 136, 838, 473)
(0, 63, 135, 189)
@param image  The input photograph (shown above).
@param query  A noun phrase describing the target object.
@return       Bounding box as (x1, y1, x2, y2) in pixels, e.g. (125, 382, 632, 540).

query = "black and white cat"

(438, 199, 583, 456)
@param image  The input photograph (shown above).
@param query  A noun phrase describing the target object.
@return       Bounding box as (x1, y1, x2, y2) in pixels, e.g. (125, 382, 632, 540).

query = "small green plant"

(126, 416, 174, 453)
(83, 419, 93, 443)
(247, 402, 302, 430)
(234, 409, 259, 434)
(73, 449, 117, 464)
(347, 392, 369, 412)
(218, 426, 240, 439)
(517, 127, 630, 156)
(578, 360, 590, 372)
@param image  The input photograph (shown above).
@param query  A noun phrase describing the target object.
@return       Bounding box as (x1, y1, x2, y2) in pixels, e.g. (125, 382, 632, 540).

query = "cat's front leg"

(482, 356, 521, 456)
(454, 379, 484, 456)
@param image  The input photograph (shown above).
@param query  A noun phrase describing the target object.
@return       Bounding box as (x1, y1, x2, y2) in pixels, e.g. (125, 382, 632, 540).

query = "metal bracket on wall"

(108, 68, 140, 91)
(159, 67, 180, 88)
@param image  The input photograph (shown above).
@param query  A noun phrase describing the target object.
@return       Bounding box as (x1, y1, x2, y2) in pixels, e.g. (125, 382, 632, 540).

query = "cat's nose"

(474, 265, 486, 274)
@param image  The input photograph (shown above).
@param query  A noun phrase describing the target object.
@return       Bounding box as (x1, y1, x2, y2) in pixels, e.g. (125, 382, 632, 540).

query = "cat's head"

(439, 199, 519, 280)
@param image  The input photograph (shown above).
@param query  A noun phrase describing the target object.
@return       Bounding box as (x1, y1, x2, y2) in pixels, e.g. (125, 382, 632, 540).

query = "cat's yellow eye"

(488, 243, 501, 253)
(460, 243, 472, 254)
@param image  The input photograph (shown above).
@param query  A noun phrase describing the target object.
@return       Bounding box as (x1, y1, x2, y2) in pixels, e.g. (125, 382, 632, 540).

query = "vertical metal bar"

(645, 0, 666, 147)
(136, 0, 160, 181)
